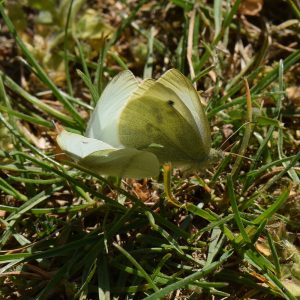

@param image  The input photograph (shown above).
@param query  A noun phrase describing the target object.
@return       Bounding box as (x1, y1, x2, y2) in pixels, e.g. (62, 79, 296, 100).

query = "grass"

(0, 0, 300, 299)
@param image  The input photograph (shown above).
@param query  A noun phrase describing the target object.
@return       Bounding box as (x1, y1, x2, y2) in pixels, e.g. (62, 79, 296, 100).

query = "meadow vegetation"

(0, 0, 300, 299)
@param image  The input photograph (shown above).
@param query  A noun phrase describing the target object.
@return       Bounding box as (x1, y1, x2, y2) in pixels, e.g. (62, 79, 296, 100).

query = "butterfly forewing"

(158, 69, 211, 154)
(86, 70, 139, 147)
(119, 75, 209, 166)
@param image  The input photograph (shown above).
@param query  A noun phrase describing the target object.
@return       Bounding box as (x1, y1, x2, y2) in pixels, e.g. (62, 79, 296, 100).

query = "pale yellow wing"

(85, 70, 139, 148)
(118, 69, 211, 166)
(158, 69, 211, 153)
(57, 130, 160, 178)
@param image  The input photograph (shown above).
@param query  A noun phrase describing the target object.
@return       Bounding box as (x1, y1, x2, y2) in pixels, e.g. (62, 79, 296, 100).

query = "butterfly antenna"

(218, 121, 254, 151)
(219, 140, 254, 161)
(218, 122, 256, 162)
(49, 153, 66, 159)
(223, 151, 254, 161)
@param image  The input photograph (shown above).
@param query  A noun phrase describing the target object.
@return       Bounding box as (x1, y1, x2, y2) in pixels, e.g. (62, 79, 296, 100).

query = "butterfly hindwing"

(57, 130, 114, 160)
(79, 148, 160, 178)
(57, 130, 159, 178)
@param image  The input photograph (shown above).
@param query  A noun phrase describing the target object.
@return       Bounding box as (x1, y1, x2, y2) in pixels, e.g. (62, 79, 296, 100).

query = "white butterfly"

(57, 69, 218, 178)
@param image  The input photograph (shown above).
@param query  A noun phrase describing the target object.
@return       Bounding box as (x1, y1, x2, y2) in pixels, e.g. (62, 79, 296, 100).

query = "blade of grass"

(208, 48, 300, 117)
(144, 250, 233, 300)
(94, 38, 108, 97)
(0, 71, 78, 128)
(227, 175, 251, 244)
(245, 155, 296, 179)
(190, 214, 234, 243)
(187, 8, 196, 81)
(0, 104, 53, 128)
(0, 233, 100, 263)
(244, 249, 297, 299)
(131, 21, 171, 57)
(97, 253, 111, 300)
(176, 14, 189, 73)
(108, 51, 129, 70)
(251, 49, 300, 95)
(204, 227, 225, 266)
(143, 27, 155, 79)
(266, 231, 281, 278)
(277, 60, 299, 182)
(63, 0, 74, 96)
(252, 184, 292, 225)
(242, 126, 276, 193)
(7, 175, 64, 185)
(76, 69, 99, 104)
(231, 78, 253, 179)
(170, 0, 193, 10)
(0, 203, 94, 215)
(287, 0, 300, 19)
(0, 177, 27, 202)
(35, 251, 82, 300)
(145, 211, 184, 255)
(214, 0, 222, 39)
(197, 0, 241, 70)
(113, 242, 160, 293)
(75, 259, 97, 299)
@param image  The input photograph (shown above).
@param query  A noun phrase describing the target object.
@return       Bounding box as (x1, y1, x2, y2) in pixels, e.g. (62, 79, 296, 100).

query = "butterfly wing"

(79, 148, 160, 178)
(57, 130, 160, 178)
(86, 70, 139, 148)
(57, 130, 114, 160)
(159, 69, 211, 154)
(118, 69, 211, 166)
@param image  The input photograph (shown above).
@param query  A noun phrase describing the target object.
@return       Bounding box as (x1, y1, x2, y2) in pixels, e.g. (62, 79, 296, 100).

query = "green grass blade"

(145, 211, 184, 255)
(77, 69, 99, 104)
(144, 250, 233, 300)
(252, 185, 291, 225)
(97, 253, 111, 300)
(0, 104, 53, 128)
(63, 0, 74, 96)
(0, 71, 78, 128)
(266, 231, 281, 278)
(113, 242, 160, 293)
(0, 177, 27, 202)
(227, 175, 251, 244)
(213, 0, 222, 38)
(143, 27, 155, 79)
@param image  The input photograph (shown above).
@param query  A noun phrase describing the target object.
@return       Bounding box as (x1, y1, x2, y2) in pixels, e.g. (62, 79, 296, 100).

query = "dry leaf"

(255, 237, 271, 256)
(286, 86, 300, 106)
(239, 0, 263, 16)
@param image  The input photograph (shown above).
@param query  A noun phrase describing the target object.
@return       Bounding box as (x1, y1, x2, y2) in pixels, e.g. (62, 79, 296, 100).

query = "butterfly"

(57, 69, 219, 178)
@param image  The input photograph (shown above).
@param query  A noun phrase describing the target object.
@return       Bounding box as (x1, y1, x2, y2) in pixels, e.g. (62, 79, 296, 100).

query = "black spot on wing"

(167, 100, 174, 106)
